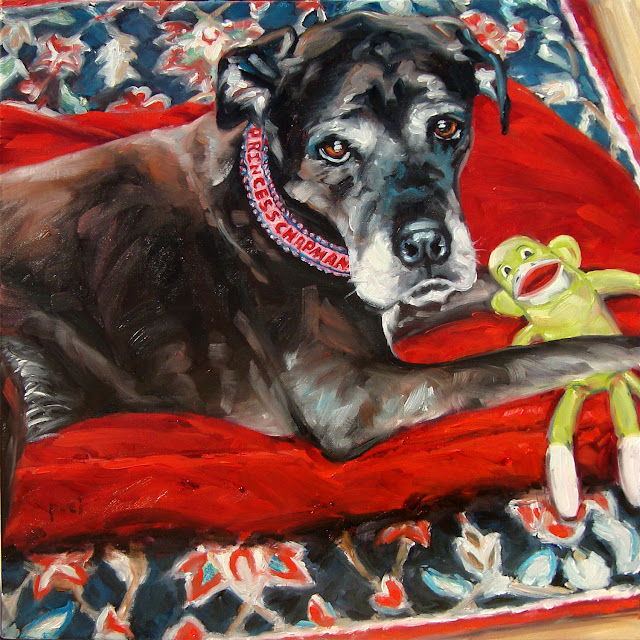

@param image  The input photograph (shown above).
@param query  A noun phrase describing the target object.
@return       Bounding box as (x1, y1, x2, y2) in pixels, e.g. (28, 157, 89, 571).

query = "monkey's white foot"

(619, 435, 640, 508)
(546, 443, 580, 519)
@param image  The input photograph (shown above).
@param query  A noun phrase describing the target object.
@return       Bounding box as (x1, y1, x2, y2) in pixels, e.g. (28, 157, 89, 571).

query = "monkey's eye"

(318, 138, 351, 164)
(501, 265, 512, 278)
(520, 248, 534, 260)
(431, 117, 463, 142)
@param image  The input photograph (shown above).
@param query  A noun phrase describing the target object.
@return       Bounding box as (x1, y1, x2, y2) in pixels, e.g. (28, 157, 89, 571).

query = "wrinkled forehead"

(275, 54, 474, 135)
(330, 60, 460, 113)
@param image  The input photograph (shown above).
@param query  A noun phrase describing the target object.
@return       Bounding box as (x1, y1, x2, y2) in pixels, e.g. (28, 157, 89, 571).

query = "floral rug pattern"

(2, 1, 640, 638)
(0, 0, 637, 177)
(3, 490, 640, 638)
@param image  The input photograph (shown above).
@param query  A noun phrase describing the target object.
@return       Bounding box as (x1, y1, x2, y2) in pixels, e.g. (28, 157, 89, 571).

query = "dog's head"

(217, 12, 509, 336)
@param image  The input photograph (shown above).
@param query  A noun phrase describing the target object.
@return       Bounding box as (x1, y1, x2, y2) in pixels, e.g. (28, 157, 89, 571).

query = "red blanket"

(3, 82, 640, 550)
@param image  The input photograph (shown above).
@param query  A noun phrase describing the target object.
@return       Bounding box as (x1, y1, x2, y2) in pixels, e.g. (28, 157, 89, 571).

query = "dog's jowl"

(1, 12, 639, 523)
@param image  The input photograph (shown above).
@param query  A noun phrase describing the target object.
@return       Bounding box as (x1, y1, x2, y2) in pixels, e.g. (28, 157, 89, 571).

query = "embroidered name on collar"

(240, 126, 350, 277)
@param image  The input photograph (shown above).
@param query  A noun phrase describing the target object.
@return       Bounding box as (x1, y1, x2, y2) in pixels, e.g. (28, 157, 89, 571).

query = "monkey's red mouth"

(515, 261, 562, 298)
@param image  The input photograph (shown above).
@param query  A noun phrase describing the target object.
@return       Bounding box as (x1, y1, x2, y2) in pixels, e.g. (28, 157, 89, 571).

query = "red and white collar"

(240, 126, 350, 277)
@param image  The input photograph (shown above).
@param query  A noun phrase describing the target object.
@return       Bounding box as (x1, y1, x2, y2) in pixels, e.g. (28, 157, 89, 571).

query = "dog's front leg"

(282, 336, 640, 459)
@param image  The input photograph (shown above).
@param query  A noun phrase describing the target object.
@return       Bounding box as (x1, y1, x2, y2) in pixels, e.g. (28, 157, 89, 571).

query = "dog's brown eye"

(318, 139, 351, 164)
(433, 118, 461, 141)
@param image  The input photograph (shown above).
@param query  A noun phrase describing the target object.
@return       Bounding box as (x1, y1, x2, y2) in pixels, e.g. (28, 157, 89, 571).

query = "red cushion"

(2, 83, 639, 549)
(4, 393, 618, 550)
(0, 102, 210, 170)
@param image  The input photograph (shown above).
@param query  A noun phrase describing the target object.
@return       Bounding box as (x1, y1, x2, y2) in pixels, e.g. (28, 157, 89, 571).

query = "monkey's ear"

(216, 27, 298, 130)
(548, 235, 581, 268)
(491, 290, 523, 317)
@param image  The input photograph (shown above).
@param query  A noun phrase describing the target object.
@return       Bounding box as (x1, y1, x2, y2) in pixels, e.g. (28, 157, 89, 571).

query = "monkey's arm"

(491, 290, 524, 317)
(587, 270, 640, 296)
(491, 292, 539, 346)
(512, 324, 543, 346)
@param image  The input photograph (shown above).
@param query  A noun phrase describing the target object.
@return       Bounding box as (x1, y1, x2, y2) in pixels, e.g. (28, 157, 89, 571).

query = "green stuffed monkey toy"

(489, 235, 640, 519)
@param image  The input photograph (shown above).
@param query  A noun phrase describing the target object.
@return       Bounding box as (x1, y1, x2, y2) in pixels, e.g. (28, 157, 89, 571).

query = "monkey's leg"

(623, 371, 640, 397)
(610, 375, 640, 507)
(547, 385, 588, 519)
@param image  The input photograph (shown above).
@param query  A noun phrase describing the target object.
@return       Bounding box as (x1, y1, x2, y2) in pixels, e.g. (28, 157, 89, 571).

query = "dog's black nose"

(395, 220, 451, 269)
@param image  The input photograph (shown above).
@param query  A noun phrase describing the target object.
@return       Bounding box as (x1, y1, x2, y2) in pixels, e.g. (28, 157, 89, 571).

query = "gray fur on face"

(278, 60, 476, 316)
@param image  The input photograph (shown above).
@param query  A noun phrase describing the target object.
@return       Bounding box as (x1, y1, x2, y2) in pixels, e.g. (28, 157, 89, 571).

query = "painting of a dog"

(2, 9, 639, 514)
(1, 2, 640, 637)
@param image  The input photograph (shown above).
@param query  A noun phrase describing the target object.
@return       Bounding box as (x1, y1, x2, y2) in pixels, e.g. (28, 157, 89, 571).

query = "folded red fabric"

(5, 393, 618, 550)
(2, 82, 639, 549)
(0, 102, 210, 170)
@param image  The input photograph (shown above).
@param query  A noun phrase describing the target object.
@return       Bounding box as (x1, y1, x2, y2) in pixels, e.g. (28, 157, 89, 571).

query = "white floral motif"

(0, 17, 34, 55)
(454, 514, 511, 598)
(589, 492, 640, 575)
(562, 549, 611, 591)
(96, 33, 140, 88)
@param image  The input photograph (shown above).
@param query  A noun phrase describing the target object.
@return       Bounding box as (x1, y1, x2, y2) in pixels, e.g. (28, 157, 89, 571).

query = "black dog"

(2, 13, 639, 524)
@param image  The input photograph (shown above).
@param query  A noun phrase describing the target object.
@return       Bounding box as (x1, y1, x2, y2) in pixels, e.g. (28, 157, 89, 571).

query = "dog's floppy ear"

(216, 27, 298, 130)
(424, 17, 510, 134)
(457, 27, 510, 135)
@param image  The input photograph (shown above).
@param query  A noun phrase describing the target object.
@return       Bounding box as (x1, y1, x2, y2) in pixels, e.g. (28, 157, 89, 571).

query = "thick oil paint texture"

(489, 234, 640, 519)
(2, 2, 640, 639)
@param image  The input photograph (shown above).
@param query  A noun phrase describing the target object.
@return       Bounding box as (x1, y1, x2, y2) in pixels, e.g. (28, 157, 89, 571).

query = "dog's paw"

(546, 443, 580, 520)
(618, 435, 640, 508)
